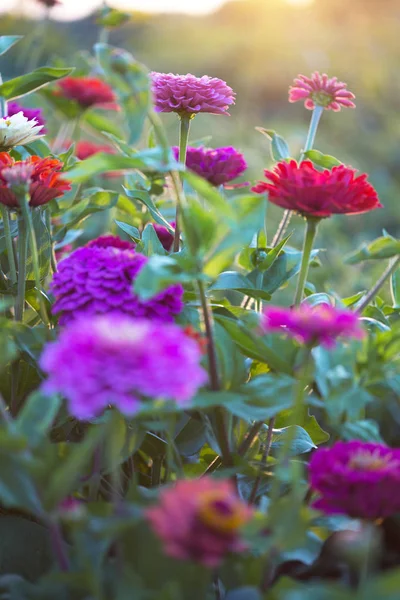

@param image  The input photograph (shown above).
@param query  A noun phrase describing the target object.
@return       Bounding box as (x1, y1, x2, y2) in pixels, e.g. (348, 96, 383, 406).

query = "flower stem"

(173, 115, 192, 253)
(45, 207, 57, 273)
(15, 215, 28, 322)
(272, 105, 324, 246)
(248, 416, 275, 504)
(0, 206, 17, 285)
(356, 255, 400, 314)
(293, 218, 319, 306)
(49, 520, 70, 571)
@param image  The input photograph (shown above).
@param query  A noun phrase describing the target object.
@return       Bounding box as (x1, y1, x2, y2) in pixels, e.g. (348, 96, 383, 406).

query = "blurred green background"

(1, 0, 399, 296)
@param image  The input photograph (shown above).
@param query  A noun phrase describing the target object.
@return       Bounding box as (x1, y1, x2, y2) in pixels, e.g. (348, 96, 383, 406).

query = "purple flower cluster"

(309, 441, 400, 520)
(7, 101, 46, 132)
(50, 236, 183, 325)
(151, 72, 235, 116)
(40, 315, 207, 420)
(173, 146, 247, 186)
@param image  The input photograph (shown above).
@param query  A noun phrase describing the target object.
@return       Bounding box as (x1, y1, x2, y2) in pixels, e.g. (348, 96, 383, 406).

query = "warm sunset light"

(285, 0, 315, 6)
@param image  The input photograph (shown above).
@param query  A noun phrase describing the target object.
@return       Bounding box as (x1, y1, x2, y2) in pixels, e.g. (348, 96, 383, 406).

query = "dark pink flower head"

(289, 72, 356, 111)
(309, 441, 400, 520)
(50, 238, 183, 325)
(252, 160, 382, 218)
(57, 77, 117, 109)
(262, 303, 364, 348)
(40, 315, 207, 420)
(146, 478, 253, 567)
(172, 146, 247, 186)
(7, 102, 46, 132)
(86, 234, 135, 251)
(152, 222, 175, 252)
(151, 72, 235, 116)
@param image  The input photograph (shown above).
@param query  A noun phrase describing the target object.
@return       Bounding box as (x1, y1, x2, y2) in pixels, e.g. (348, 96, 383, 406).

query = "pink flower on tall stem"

(146, 478, 253, 567)
(252, 160, 382, 218)
(309, 441, 400, 519)
(151, 72, 235, 116)
(173, 146, 247, 186)
(262, 303, 365, 348)
(289, 72, 356, 111)
(40, 315, 207, 420)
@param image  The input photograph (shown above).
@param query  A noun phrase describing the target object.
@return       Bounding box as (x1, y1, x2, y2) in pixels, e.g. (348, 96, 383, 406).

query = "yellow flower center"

(349, 450, 397, 471)
(197, 491, 247, 534)
(5, 119, 12, 126)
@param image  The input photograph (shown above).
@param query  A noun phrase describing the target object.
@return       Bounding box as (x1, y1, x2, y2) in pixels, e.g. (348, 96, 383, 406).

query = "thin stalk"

(173, 115, 192, 252)
(356, 255, 400, 314)
(0, 78, 7, 118)
(20, 195, 50, 325)
(45, 207, 57, 273)
(0, 206, 17, 284)
(49, 520, 70, 571)
(293, 218, 319, 306)
(15, 215, 28, 321)
(272, 105, 324, 246)
(248, 416, 275, 504)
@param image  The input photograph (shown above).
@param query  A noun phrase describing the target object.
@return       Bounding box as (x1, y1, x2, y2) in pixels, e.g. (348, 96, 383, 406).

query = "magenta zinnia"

(146, 478, 253, 567)
(40, 315, 207, 420)
(262, 303, 364, 348)
(173, 146, 247, 186)
(309, 441, 400, 519)
(289, 72, 356, 111)
(151, 72, 235, 116)
(252, 160, 382, 218)
(7, 102, 46, 131)
(50, 236, 183, 325)
(152, 222, 175, 252)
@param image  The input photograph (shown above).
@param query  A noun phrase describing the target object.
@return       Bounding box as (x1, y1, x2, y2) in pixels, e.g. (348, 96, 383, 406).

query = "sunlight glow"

(284, 0, 315, 6)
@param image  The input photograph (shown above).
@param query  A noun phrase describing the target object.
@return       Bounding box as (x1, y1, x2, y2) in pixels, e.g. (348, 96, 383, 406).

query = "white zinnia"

(0, 111, 44, 151)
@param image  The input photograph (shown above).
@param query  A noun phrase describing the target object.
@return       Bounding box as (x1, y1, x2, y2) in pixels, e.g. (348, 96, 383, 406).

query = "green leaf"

(115, 220, 141, 243)
(304, 149, 342, 169)
(96, 7, 131, 27)
(256, 127, 291, 161)
(181, 171, 236, 220)
(346, 235, 400, 264)
(137, 223, 166, 257)
(15, 392, 62, 449)
(84, 109, 125, 139)
(123, 186, 173, 229)
(0, 453, 42, 513)
(0, 36, 23, 56)
(391, 267, 400, 308)
(210, 271, 271, 301)
(0, 67, 74, 101)
(133, 255, 191, 300)
(341, 420, 384, 443)
(272, 426, 317, 455)
(25, 210, 51, 281)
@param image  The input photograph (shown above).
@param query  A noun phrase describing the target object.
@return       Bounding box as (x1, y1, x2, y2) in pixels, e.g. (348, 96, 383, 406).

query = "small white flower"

(0, 111, 44, 151)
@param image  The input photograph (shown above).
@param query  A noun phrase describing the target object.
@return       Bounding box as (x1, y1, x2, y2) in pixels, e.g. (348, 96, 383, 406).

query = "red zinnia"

(0, 153, 71, 208)
(58, 77, 117, 109)
(252, 160, 382, 218)
(289, 72, 356, 111)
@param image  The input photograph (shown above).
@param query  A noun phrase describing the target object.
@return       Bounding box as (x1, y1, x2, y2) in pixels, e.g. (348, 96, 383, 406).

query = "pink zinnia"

(146, 478, 253, 567)
(289, 72, 356, 111)
(75, 141, 116, 161)
(252, 160, 382, 218)
(151, 72, 235, 116)
(309, 441, 400, 519)
(262, 303, 365, 348)
(173, 146, 247, 186)
(50, 235, 183, 325)
(40, 315, 207, 420)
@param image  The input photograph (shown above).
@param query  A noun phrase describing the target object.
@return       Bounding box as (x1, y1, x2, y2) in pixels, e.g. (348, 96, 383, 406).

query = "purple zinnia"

(172, 146, 247, 186)
(50, 236, 183, 325)
(40, 315, 207, 420)
(7, 102, 46, 132)
(152, 222, 175, 252)
(309, 441, 400, 520)
(151, 72, 235, 117)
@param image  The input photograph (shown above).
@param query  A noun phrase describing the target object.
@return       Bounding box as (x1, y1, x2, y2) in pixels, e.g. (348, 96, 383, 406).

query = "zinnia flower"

(289, 72, 356, 111)
(58, 77, 116, 109)
(309, 441, 400, 519)
(252, 160, 382, 218)
(173, 146, 247, 186)
(0, 153, 71, 208)
(152, 222, 175, 252)
(146, 478, 253, 567)
(36, 0, 61, 6)
(7, 102, 46, 132)
(151, 72, 235, 116)
(0, 112, 43, 151)
(50, 236, 184, 325)
(262, 303, 364, 348)
(75, 141, 116, 161)
(40, 315, 207, 420)
(86, 234, 134, 250)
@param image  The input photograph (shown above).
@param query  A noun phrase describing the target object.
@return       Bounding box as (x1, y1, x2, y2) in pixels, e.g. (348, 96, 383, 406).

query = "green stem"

(272, 105, 324, 247)
(45, 208, 57, 273)
(248, 417, 275, 504)
(356, 255, 400, 314)
(0, 77, 7, 118)
(1, 206, 17, 285)
(15, 216, 28, 321)
(20, 196, 49, 325)
(173, 115, 192, 253)
(293, 218, 319, 306)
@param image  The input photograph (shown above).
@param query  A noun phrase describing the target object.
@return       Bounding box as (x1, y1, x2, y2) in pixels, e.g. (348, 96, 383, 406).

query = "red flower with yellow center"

(0, 153, 71, 208)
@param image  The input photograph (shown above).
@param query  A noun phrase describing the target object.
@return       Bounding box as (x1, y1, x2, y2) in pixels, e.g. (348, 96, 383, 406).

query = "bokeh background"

(1, 0, 399, 295)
